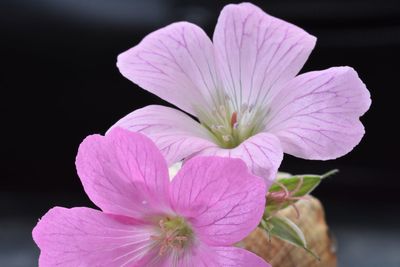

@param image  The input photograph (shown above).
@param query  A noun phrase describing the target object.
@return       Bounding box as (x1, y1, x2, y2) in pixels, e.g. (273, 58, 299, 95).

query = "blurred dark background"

(1, 0, 400, 266)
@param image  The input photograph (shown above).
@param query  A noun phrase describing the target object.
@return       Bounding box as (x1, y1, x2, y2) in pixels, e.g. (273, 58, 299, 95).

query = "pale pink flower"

(112, 3, 371, 183)
(33, 128, 269, 267)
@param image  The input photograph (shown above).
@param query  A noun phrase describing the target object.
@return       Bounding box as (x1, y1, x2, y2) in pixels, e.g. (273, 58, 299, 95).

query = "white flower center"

(196, 94, 268, 148)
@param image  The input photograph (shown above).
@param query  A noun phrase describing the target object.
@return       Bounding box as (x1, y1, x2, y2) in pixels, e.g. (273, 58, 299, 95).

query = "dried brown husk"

(240, 197, 337, 267)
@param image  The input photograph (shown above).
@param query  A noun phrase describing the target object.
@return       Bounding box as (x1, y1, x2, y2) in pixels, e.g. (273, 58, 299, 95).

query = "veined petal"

(117, 22, 220, 115)
(32, 207, 157, 267)
(76, 127, 171, 219)
(109, 105, 216, 165)
(170, 157, 266, 246)
(198, 132, 283, 184)
(158, 244, 270, 267)
(213, 246, 271, 267)
(265, 67, 371, 160)
(213, 2, 316, 109)
(154, 242, 216, 267)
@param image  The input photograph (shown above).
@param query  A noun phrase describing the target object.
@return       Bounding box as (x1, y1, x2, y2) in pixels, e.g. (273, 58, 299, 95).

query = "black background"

(1, 0, 400, 266)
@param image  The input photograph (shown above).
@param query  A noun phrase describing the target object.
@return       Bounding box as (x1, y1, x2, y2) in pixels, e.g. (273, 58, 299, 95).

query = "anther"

(230, 112, 238, 128)
(153, 216, 192, 256)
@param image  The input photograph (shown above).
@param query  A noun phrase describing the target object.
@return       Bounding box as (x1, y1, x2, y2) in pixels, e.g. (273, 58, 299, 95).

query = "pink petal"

(197, 132, 283, 184)
(32, 207, 157, 267)
(160, 244, 270, 266)
(117, 22, 220, 115)
(213, 3, 316, 107)
(266, 67, 371, 160)
(157, 242, 216, 266)
(213, 246, 271, 267)
(170, 157, 266, 246)
(109, 105, 216, 165)
(76, 127, 171, 219)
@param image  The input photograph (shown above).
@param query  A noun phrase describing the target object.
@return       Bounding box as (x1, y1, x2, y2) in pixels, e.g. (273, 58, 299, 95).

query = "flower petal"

(159, 244, 270, 267)
(76, 127, 171, 219)
(117, 22, 220, 115)
(265, 67, 371, 160)
(213, 2, 316, 108)
(170, 157, 266, 246)
(197, 132, 283, 184)
(32, 207, 157, 267)
(109, 105, 216, 165)
(213, 246, 271, 267)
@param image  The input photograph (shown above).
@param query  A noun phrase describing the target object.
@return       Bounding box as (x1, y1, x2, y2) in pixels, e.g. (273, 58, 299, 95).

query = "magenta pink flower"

(33, 128, 269, 266)
(112, 3, 371, 183)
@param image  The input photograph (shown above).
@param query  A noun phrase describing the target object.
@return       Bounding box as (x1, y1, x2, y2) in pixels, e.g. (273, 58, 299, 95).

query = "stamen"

(152, 216, 193, 256)
(159, 219, 166, 231)
(230, 112, 238, 128)
(195, 93, 268, 149)
(219, 105, 226, 116)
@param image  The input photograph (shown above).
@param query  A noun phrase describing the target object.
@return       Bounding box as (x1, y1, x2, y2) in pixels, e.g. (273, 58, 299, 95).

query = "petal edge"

(266, 66, 371, 160)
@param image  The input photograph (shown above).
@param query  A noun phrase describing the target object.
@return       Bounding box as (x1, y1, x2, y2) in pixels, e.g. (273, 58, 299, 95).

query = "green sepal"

(266, 170, 338, 213)
(261, 215, 320, 260)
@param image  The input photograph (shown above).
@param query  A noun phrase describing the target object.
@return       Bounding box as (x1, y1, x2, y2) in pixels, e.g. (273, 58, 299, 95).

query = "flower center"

(196, 95, 268, 148)
(151, 216, 193, 256)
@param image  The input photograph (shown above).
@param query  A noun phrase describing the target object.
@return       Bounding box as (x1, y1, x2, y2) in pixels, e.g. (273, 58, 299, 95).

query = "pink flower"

(112, 3, 371, 183)
(33, 128, 269, 266)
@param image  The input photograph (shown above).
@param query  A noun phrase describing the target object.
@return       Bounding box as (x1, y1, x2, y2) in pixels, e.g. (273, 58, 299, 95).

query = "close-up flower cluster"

(31, 2, 371, 266)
